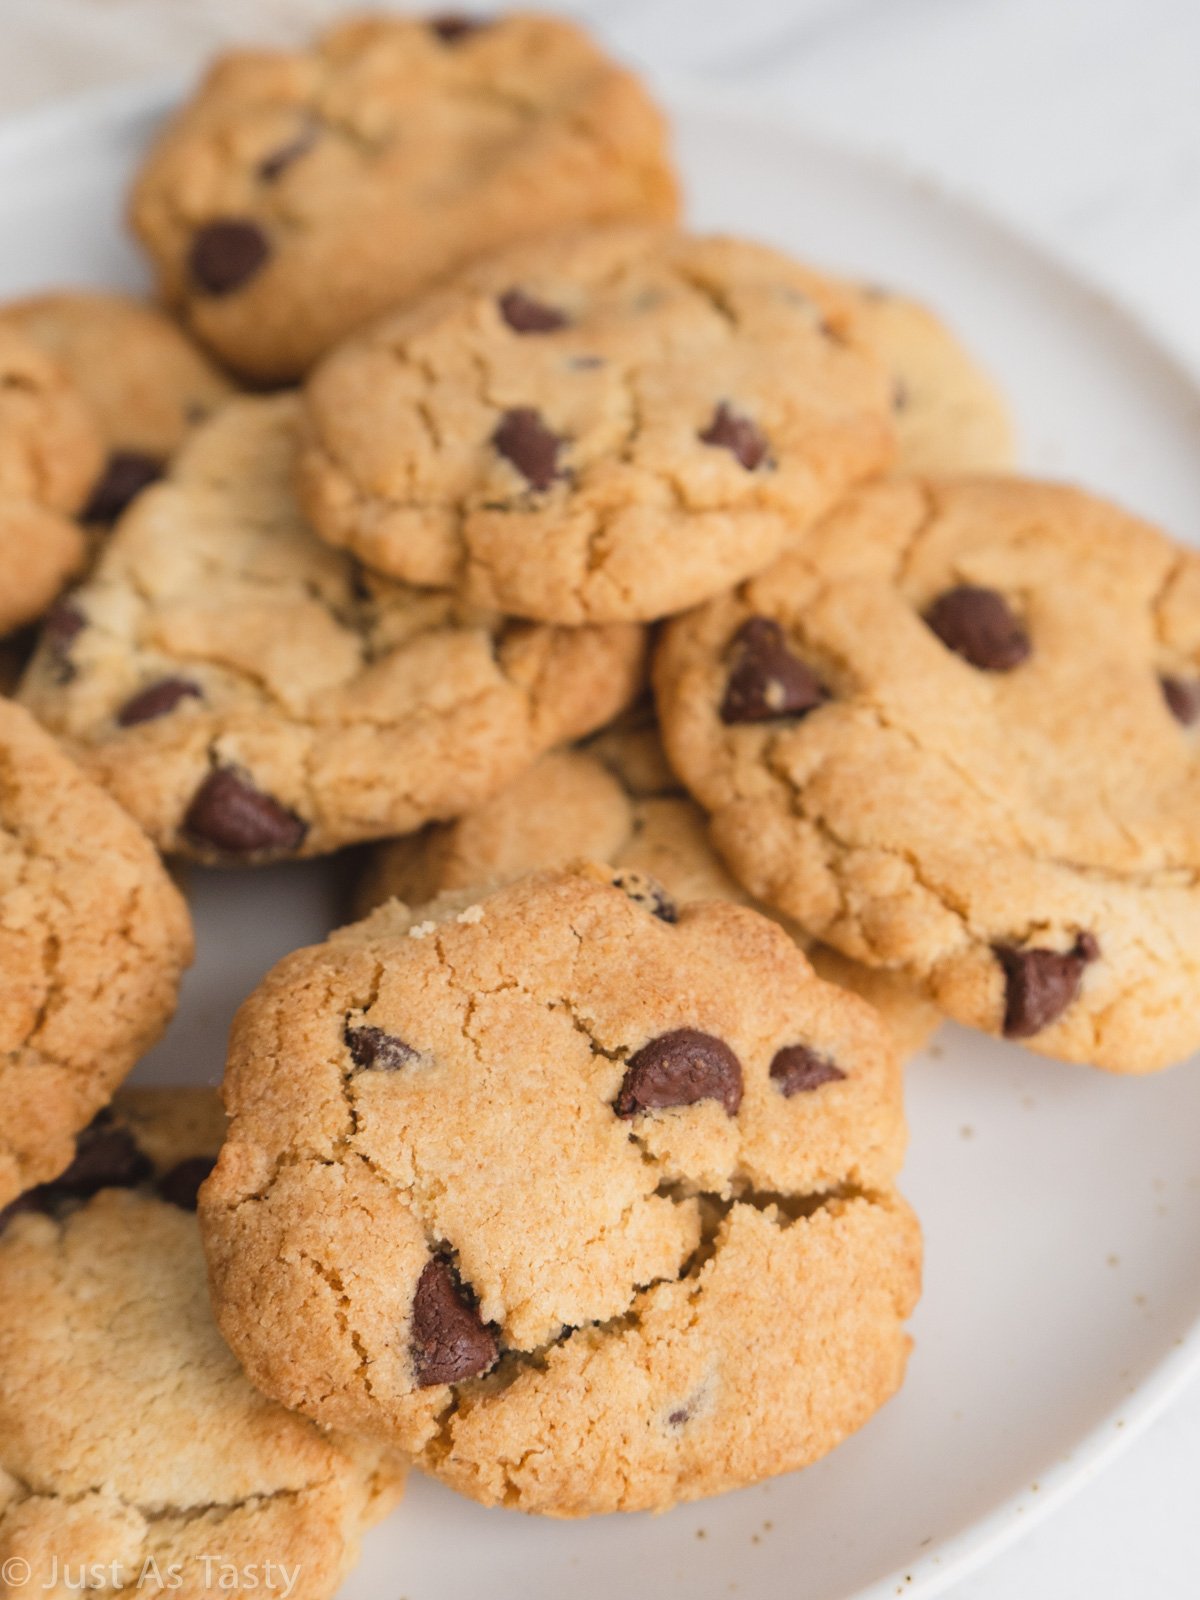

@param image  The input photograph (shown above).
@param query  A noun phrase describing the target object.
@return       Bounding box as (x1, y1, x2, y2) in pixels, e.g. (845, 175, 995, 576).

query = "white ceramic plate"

(3, 80, 1199, 1600)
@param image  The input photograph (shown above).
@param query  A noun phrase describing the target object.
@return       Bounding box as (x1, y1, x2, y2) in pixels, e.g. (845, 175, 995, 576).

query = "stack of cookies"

(1, 9, 1196, 1593)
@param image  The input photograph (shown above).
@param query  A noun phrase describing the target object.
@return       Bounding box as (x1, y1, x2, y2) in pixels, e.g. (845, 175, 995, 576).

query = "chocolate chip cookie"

(655, 475, 1200, 1072)
(2, 290, 234, 524)
(356, 731, 940, 1061)
(854, 286, 1014, 473)
(0, 701, 192, 1208)
(0, 1088, 405, 1598)
(200, 865, 920, 1514)
(298, 227, 895, 623)
(129, 12, 678, 382)
(0, 325, 103, 634)
(17, 393, 644, 862)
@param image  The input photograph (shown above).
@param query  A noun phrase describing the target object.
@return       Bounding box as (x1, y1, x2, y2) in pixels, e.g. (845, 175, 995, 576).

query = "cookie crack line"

(1, 1464, 334, 1527)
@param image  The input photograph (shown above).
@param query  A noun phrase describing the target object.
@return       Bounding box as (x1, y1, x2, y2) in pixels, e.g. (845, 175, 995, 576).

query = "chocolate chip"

(157, 1155, 217, 1211)
(720, 616, 828, 725)
(83, 451, 164, 523)
(41, 597, 85, 676)
(498, 289, 568, 334)
(924, 585, 1030, 672)
(769, 1044, 846, 1096)
(615, 1028, 743, 1118)
(1161, 675, 1200, 727)
(666, 1404, 692, 1429)
(699, 403, 770, 470)
(995, 934, 1099, 1038)
(117, 677, 203, 728)
(188, 219, 271, 296)
(429, 13, 487, 42)
(345, 1023, 416, 1071)
(47, 1116, 152, 1201)
(183, 768, 307, 857)
(492, 407, 564, 492)
(257, 124, 317, 182)
(611, 870, 677, 924)
(892, 378, 909, 413)
(410, 1256, 498, 1387)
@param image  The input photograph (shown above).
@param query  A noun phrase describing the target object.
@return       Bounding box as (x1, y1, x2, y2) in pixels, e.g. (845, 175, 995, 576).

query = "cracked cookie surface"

(655, 475, 1200, 1072)
(356, 728, 940, 1062)
(0, 1088, 404, 1600)
(0, 325, 102, 634)
(0, 701, 192, 1208)
(2, 291, 235, 526)
(298, 227, 895, 623)
(129, 12, 678, 382)
(16, 393, 644, 862)
(200, 865, 919, 1514)
(853, 286, 1014, 473)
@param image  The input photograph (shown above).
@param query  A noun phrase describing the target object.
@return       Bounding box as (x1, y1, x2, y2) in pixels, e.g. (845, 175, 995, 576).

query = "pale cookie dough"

(17, 394, 644, 862)
(0, 1088, 404, 1600)
(2, 291, 234, 524)
(0, 700, 192, 1208)
(853, 286, 1014, 473)
(200, 866, 921, 1515)
(129, 12, 679, 382)
(298, 227, 895, 623)
(655, 475, 1200, 1073)
(356, 735, 940, 1061)
(0, 325, 103, 634)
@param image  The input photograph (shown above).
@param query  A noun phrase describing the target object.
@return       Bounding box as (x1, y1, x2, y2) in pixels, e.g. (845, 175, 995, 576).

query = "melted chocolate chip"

(1161, 675, 1200, 727)
(699, 402, 770, 470)
(720, 616, 828, 725)
(611, 870, 677, 924)
(83, 451, 164, 523)
(924, 585, 1030, 672)
(492, 407, 564, 492)
(498, 288, 568, 334)
(769, 1044, 846, 1096)
(188, 219, 271, 296)
(258, 124, 317, 182)
(410, 1256, 498, 1387)
(429, 13, 488, 43)
(345, 1023, 416, 1071)
(48, 1116, 152, 1201)
(117, 677, 203, 728)
(157, 1156, 217, 1211)
(996, 934, 1099, 1038)
(184, 768, 307, 856)
(615, 1028, 743, 1118)
(41, 598, 85, 673)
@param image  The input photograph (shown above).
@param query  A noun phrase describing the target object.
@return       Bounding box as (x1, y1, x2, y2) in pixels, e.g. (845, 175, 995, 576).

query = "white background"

(6, 1, 1200, 1592)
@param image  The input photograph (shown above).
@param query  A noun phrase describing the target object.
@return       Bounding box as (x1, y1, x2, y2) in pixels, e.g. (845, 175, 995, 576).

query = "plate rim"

(3, 70, 1198, 1600)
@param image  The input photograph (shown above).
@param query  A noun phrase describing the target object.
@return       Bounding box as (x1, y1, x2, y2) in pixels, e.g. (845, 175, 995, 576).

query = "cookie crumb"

(456, 904, 484, 925)
(408, 920, 437, 940)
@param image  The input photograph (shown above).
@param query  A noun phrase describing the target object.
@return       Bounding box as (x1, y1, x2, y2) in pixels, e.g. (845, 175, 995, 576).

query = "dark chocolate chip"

(498, 288, 568, 334)
(157, 1155, 217, 1211)
(257, 124, 317, 182)
(183, 768, 308, 857)
(47, 1116, 153, 1201)
(611, 870, 677, 924)
(666, 1404, 692, 1429)
(699, 402, 770, 470)
(720, 616, 828, 725)
(41, 597, 85, 675)
(924, 585, 1030, 672)
(345, 1023, 417, 1071)
(188, 219, 271, 296)
(615, 1028, 743, 1118)
(1161, 675, 1200, 727)
(769, 1044, 846, 1096)
(429, 13, 488, 42)
(995, 934, 1099, 1038)
(83, 451, 164, 523)
(492, 407, 564, 492)
(117, 677, 203, 728)
(410, 1256, 499, 1387)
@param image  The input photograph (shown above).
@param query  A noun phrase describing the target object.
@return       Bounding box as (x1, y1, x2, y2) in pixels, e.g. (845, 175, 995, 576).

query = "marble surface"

(4, 1, 1199, 1593)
